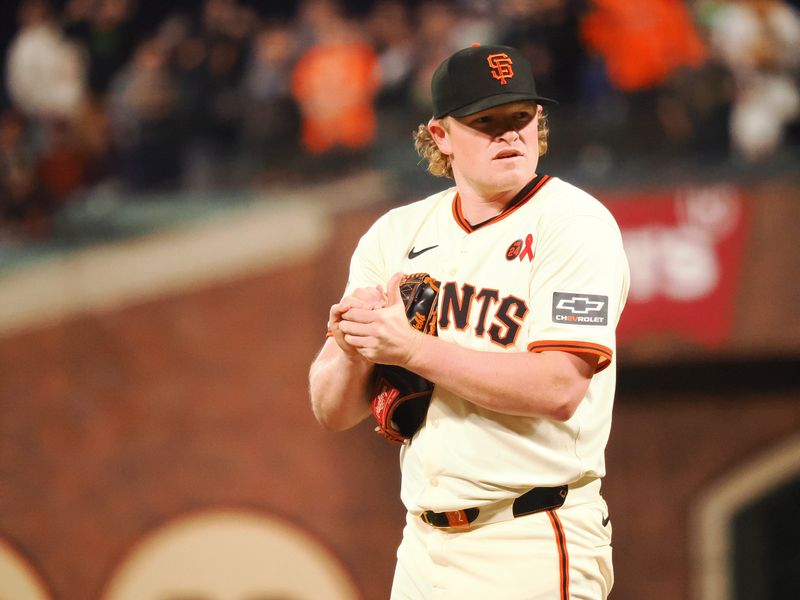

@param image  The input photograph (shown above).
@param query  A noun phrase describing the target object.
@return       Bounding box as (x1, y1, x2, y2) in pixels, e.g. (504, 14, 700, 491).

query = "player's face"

(438, 101, 541, 199)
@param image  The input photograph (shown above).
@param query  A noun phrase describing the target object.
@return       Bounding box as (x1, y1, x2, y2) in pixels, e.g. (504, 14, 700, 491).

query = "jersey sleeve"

(342, 213, 391, 297)
(527, 213, 629, 372)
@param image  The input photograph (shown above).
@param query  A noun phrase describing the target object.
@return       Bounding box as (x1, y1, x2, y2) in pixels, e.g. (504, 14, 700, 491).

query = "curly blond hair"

(413, 111, 550, 179)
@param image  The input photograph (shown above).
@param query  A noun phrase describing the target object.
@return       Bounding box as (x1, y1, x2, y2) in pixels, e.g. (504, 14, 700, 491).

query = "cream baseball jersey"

(344, 174, 630, 513)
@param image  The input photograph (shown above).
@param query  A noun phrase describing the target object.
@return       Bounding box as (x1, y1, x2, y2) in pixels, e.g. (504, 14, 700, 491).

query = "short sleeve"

(342, 214, 391, 298)
(527, 214, 629, 372)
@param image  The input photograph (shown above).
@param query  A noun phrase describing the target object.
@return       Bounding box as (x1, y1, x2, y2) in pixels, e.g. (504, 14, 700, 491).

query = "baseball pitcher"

(309, 44, 629, 599)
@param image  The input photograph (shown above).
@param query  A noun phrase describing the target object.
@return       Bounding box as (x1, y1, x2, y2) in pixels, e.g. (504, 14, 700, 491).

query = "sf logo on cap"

(487, 53, 514, 85)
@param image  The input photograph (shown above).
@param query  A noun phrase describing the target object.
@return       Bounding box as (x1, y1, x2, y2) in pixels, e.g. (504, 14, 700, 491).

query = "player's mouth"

(493, 149, 523, 160)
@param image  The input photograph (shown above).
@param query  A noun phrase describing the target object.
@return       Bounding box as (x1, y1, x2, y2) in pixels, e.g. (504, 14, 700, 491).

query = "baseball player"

(309, 44, 629, 599)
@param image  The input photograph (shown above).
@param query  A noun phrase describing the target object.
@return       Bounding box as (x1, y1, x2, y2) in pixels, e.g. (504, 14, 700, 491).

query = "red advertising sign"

(605, 184, 749, 347)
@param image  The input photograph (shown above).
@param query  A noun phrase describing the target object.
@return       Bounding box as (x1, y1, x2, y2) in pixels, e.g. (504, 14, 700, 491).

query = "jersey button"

(430, 418, 440, 428)
(429, 476, 439, 487)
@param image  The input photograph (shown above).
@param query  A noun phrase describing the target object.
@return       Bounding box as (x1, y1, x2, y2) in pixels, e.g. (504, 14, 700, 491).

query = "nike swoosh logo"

(602, 514, 611, 527)
(408, 245, 438, 259)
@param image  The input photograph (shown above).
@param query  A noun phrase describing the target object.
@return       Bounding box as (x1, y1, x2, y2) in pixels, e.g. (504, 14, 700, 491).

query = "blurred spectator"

(5, 0, 87, 120)
(37, 117, 87, 204)
(365, 0, 415, 108)
(705, 0, 800, 162)
(4, 0, 95, 226)
(58, 0, 126, 192)
(577, 0, 711, 160)
(176, 0, 255, 189)
(497, 0, 585, 105)
(107, 38, 181, 190)
(168, 17, 213, 173)
(0, 0, 798, 213)
(240, 21, 302, 179)
(200, 0, 255, 148)
(71, 95, 115, 186)
(290, 0, 380, 155)
(362, 0, 421, 166)
(446, 0, 499, 48)
(408, 1, 470, 114)
(581, 0, 708, 92)
(63, 0, 138, 98)
(403, 0, 498, 117)
(0, 108, 49, 235)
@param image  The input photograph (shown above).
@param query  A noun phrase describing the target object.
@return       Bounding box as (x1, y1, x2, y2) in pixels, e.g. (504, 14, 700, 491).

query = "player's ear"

(428, 117, 452, 155)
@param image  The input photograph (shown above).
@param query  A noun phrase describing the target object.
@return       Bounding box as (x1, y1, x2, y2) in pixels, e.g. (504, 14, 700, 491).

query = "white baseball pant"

(391, 479, 613, 599)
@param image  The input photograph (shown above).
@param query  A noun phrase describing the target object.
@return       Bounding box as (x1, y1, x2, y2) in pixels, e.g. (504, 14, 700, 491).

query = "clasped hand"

(328, 272, 421, 366)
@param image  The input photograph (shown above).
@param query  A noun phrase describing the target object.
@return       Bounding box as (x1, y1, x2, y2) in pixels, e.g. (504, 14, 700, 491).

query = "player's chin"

(489, 164, 530, 187)
(492, 156, 532, 171)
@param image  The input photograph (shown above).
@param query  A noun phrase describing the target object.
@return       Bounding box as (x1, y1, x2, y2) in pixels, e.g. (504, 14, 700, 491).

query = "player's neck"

(455, 179, 530, 226)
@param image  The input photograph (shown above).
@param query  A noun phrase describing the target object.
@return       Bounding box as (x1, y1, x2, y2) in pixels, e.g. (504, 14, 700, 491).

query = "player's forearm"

(405, 335, 593, 420)
(309, 341, 373, 430)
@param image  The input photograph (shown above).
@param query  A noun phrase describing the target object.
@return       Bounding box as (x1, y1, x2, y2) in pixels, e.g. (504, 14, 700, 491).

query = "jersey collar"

(452, 174, 551, 234)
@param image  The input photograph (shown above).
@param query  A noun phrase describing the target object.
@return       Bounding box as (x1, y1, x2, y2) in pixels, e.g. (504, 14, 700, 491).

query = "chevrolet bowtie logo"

(555, 296, 605, 315)
(552, 292, 609, 326)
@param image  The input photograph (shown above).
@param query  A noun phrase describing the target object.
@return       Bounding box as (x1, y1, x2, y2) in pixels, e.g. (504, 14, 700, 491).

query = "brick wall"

(1, 198, 798, 599)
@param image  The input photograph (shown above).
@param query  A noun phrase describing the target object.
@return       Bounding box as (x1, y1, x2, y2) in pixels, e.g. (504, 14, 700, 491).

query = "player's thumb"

(386, 272, 405, 306)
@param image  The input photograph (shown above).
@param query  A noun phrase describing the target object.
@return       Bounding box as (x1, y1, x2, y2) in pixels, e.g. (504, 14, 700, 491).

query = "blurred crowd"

(1, 0, 800, 236)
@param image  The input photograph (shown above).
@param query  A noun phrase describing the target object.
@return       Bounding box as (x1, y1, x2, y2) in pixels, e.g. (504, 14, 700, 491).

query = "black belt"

(420, 485, 568, 529)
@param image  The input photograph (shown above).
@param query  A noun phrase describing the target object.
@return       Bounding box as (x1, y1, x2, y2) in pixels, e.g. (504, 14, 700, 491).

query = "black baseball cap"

(431, 44, 557, 119)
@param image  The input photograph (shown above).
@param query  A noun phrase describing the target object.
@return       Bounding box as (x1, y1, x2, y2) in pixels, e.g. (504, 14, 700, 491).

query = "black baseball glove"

(370, 273, 440, 444)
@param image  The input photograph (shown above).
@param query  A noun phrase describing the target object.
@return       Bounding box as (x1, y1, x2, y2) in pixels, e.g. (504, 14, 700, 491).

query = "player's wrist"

(341, 349, 375, 377)
(402, 330, 428, 372)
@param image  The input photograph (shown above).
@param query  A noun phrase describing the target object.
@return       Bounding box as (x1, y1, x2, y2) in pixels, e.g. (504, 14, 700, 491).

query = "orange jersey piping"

(547, 509, 570, 600)
(452, 174, 551, 234)
(528, 340, 613, 373)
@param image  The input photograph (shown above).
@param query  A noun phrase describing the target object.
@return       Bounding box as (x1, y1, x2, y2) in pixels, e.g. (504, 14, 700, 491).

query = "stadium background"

(1, 0, 799, 599)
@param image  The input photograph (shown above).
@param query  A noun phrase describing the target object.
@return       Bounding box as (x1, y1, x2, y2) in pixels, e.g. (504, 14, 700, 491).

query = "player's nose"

(495, 125, 520, 142)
